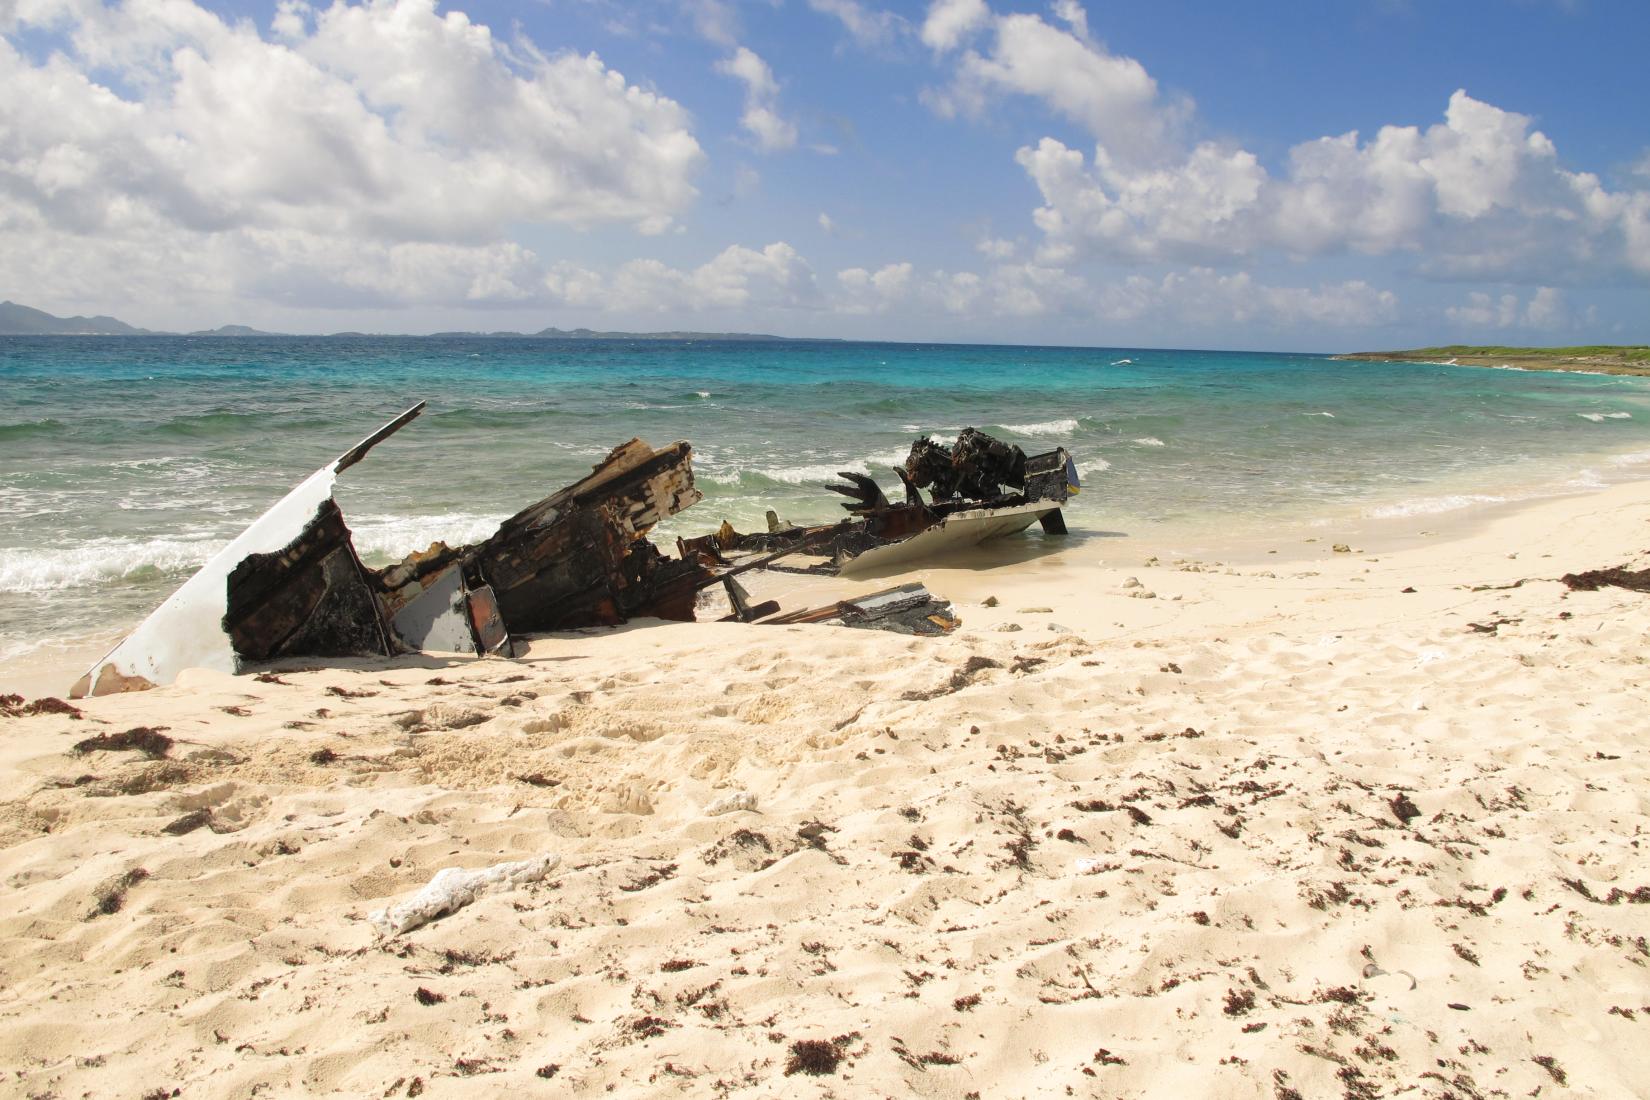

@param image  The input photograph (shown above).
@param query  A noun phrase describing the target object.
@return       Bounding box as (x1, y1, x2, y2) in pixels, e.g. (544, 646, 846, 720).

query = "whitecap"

(1133, 436, 1165, 447)
(1110, 358, 1132, 366)
(1078, 458, 1111, 476)
(1578, 411, 1632, 422)
(1000, 418, 1080, 436)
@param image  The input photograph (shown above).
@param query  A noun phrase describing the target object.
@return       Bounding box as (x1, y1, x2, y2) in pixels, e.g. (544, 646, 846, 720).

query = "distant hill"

(427, 326, 838, 342)
(188, 324, 276, 336)
(1, 300, 834, 342)
(0, 300, 159, 335)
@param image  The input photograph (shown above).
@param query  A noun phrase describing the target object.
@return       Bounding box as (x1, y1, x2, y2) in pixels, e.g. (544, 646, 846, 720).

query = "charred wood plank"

(222, 499, 390, 662)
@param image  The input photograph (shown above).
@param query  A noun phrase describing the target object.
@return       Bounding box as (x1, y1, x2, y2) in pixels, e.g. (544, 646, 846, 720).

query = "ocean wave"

(1077, 458, 1111, 476)
(0, 417, 68, 440)
(1133, 437, 1166, 447)
(425, 407, 564, 429)
(1569, 469, 1606, 489)
(1609, 449, 1650, 467)
(1367, 493, 1507, 519)
(1306, 411, 1336, 418)
(0, 536, 222, 592)
(144, 410, 335, 439)
(1577, 411, 1633, 422)
(998, 418, 1079, 436)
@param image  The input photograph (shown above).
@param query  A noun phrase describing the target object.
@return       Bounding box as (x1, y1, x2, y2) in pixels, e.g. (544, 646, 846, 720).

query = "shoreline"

(6, 444, 1648, 699)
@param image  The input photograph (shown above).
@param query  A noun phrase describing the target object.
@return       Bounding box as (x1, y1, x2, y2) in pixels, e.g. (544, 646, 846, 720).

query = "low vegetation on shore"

(1337, 345, 1650, 377)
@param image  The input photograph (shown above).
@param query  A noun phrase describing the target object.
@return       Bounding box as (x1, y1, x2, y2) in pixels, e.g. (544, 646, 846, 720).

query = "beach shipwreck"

(72, 404, 1077, 697)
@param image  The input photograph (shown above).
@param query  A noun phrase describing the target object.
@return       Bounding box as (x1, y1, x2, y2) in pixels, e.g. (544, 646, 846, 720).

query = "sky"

(1, 0, 1647, 350)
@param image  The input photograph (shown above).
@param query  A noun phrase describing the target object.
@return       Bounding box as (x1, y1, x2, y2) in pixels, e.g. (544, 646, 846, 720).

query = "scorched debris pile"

(72, 406, 1076, 696)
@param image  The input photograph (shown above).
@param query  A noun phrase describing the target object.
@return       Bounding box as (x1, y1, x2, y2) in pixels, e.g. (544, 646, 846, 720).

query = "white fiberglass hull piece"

(835, 503, 1055, 577)
(71, 404, 425, 697)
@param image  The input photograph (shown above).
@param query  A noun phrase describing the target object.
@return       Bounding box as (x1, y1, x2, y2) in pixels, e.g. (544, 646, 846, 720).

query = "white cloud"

(806, 0, 903, 48)
(549, 242, 821, 314)
(0, 0, 703, 308)
(1446, 286, 1571, 330)
(818, 211, 836, 234)
(715, 45, 797, 151)
(1096, 269, 1399, 330)
(920, 0, 988, 53)
(923, 3, 1184, 164)
(1015, 89, 1650, 282)
(976, 236, 1016, 259)
(836, 262, 915, 312)
(832, 257, 1397, 328)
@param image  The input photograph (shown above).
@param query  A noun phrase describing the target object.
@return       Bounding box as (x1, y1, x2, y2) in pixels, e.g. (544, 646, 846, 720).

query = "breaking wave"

(1578, 411, 1633, 422)
(0, 536, 221, 592)
(998, 418, 1080, 436)
(348, 512, 509, 562)
(1133, 436, 1166, 447)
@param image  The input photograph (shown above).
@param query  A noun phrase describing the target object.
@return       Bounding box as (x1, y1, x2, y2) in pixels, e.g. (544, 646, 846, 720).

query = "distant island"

(0, 299, 160, 335)
(1337, 345, 1650, 378)
(426, 326, 837, 342)
(0, 300, 832, 342)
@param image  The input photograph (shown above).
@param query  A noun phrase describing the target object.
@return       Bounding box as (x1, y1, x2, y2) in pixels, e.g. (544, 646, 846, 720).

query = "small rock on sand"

(994, 622, 1023, 632)
(1017, 606, 1053, 614)
(1121, 577, 1141, 589)
(981, 595, 999, 607)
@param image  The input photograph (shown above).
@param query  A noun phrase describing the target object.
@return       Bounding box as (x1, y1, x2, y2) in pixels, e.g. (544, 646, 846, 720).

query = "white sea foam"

(1078, 458, 1111, 476)
(1307, 411, 1336, 418)
(1133, 436, 1166, 447)
(349, 512, 508, 559)
(1110, 358, 1132, 366)
(759, 461, 866, 485)
(1569, 469, 1606, 489)
(1609, 449, 1650, 467)
(1578, 411, 1633, 422)
(0, 536, 223, 592)
(756, 449, 910, 486)
(1367, 493, 1507, 519)
(1000, 418, 1080, 436)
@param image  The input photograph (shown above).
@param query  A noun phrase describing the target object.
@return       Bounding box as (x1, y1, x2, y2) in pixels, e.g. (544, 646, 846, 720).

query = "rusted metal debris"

(73, 416, 1074, 696)
(680, 428, 1078, 578)
(764, 582, 961, 635)
(74, 407, 713, 696)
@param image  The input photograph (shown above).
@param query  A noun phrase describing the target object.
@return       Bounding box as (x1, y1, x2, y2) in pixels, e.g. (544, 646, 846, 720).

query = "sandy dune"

(3, 483, 1649, 1098)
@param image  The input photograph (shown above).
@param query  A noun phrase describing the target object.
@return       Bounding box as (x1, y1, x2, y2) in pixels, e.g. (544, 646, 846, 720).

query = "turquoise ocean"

(4, 336, 1650, 675)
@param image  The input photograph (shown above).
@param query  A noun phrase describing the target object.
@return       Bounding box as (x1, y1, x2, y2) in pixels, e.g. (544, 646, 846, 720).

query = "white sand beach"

(3, 481, 1648, 1098)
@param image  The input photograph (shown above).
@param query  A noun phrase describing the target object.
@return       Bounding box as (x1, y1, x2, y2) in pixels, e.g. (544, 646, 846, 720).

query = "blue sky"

(1, 0, 1646, 349)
